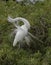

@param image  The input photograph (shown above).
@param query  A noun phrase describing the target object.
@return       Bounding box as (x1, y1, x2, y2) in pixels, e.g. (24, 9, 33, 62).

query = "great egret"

(8, 16, 43, 47)
(8, 16, 30, 47)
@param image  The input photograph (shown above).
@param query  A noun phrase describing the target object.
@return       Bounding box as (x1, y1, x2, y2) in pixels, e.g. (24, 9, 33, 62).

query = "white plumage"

(8, 16, 43, 47)
(8, 16, 30, 47)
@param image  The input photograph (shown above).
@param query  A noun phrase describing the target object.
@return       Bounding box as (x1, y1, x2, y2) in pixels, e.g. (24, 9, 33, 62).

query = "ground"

(0, 0, 51, 65)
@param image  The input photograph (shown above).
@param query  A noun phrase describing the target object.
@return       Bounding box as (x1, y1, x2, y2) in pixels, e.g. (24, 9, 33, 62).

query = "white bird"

(8, 16, 43, 47)
(8, 16, 30, 47)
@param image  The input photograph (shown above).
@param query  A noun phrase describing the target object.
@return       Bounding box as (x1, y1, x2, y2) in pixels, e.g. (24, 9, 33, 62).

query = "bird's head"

(8, 16, 14, 23)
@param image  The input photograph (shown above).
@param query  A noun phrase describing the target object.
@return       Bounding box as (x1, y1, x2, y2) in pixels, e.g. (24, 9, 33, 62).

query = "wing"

(13, 29, 26, 47)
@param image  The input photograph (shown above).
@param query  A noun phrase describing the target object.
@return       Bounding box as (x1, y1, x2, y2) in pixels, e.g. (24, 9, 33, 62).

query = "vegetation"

(0, 0, 51, 65)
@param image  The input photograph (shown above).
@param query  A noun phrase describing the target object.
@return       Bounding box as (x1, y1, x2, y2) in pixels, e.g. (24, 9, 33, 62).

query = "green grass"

(0, 0, 51, 65)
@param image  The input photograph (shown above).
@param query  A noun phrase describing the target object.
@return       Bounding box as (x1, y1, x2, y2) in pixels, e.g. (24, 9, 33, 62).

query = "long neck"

(14, 17, 30, 29)
(8, 17, 30, 29)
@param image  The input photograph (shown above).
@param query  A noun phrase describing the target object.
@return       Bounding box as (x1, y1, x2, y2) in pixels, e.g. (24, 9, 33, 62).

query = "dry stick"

(28, 32, 44, 44)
